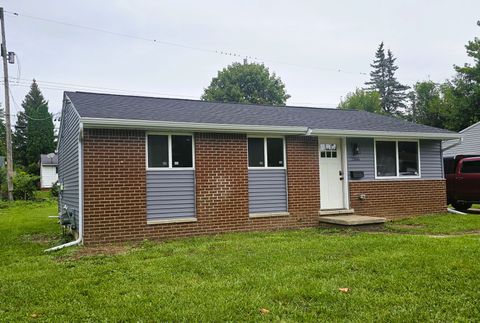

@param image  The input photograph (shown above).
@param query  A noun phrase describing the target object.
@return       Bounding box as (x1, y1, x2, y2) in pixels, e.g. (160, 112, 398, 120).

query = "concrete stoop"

(319, 214, 386, 226)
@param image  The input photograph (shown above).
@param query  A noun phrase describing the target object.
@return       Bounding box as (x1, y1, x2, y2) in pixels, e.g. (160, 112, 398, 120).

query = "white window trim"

(247, 136, 286, 169)
(373, 138, 421, 179)
(146, 132, 195, 170)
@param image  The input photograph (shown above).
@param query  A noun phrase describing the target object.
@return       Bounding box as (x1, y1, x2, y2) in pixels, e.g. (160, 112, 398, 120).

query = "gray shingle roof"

(65, 91, 454, 135)
(40, 153, 58, 165)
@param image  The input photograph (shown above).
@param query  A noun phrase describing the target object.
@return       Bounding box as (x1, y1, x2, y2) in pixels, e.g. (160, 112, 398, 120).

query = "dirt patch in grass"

(76, 245, 132, 258)
(393, 224, 426, 229)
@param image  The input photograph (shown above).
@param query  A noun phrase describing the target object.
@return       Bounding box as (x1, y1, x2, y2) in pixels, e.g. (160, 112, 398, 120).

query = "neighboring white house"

(443, 121, 480, 157)
(40, 153, 58, 189)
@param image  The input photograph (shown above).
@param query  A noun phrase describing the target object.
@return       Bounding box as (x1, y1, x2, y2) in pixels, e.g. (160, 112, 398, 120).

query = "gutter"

(441, 137, 463, 152)
(80, 117, 308, 135)
(310, 129, 462, 140)
(80, 117, 461, 140)
(45, 122, 84, 252)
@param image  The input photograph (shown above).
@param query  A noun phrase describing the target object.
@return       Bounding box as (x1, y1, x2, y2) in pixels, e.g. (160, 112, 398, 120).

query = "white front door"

(319, 138, 344, 209)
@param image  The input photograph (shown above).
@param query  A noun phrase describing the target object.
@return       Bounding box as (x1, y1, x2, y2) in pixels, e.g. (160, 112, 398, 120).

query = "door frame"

(317, 137, 350, 210)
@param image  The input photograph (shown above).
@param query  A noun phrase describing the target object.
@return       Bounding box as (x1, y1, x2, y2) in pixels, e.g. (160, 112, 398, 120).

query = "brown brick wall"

(82, 129, 447, 244)
(83, 129, 147, 244)
(82, 130, 321, 244)
(349, 180, 447, 220)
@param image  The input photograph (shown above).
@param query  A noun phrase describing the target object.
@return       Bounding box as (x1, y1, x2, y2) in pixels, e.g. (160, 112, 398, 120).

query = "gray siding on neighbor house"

(146, 170, 196, 220)
(58, 100, 80, 217)
(248, 169, 287, 213)
(420, 140, 443, 179)
(346, 138, 443, 180)
(346, 138, 375, 180)
(443, 122, 480, 157)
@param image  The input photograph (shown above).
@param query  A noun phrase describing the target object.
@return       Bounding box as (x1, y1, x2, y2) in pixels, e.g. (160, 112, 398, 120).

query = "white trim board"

(79, 117, 461, 140)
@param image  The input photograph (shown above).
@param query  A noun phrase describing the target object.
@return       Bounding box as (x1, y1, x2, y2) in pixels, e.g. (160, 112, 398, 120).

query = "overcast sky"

(2, 0, 480, 122)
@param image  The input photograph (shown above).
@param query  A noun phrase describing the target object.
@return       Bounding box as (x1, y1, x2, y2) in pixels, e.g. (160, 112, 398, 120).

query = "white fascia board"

(310, 128, 462, 140)
(80, 117, 308, 135)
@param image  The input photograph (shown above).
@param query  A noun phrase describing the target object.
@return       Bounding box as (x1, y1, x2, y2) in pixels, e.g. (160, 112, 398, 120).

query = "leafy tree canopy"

(202, 62, 290, 105)
(338, 89, 382, 114)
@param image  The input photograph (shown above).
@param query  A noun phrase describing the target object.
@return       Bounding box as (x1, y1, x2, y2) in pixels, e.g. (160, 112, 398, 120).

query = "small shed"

(40, 153, 58, 189)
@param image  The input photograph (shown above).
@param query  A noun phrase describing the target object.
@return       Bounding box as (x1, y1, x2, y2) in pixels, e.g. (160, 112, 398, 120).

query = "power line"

(4, 78, 202, 100)
(4, 9, 369, 76)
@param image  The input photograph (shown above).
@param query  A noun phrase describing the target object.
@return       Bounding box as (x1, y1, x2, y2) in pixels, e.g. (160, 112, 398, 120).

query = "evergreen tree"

(13, 80, 55, 173)
(365, 42, 409, 116)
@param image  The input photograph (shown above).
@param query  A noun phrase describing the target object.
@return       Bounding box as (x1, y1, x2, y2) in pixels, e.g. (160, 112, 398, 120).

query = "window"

(461, 160, 480, 174)
(248, 137, 285, 168)
(147, 134, 194, 169)
(398, 141, 419, 176)
(320, 143, 338, 158)
(172, 135, 193, 168)
(375, 140, 419, 178)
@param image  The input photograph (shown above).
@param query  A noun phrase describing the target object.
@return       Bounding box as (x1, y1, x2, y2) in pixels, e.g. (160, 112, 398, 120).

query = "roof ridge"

(66, 90, 352, 111)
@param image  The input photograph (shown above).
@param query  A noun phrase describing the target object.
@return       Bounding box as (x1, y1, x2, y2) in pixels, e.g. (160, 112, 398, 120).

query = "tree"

(406, 81, 448, 128)
(202, 62, 290, 105)
(338, 88, 382, 113)
(13, 80, 55, 173)
(446, 20, 480, 131)
(365, 42, 409, 116)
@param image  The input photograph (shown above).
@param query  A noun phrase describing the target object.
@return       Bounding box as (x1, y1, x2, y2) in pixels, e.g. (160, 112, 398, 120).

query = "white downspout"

(45, 123, 84, 252)
(441, 137, 463, 153)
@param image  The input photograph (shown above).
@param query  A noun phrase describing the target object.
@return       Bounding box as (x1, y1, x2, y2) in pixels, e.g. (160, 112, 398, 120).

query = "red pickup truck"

(444, 155, 480, 211)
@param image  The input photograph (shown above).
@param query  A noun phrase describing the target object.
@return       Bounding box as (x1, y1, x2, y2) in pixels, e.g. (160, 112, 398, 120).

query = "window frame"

(373, 139, 421, 179)
(146, 132, 195, 170)
(247, 136, 286, 169)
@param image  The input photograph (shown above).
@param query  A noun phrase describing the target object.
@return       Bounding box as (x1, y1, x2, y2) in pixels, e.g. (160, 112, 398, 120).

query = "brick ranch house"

(56, 91, 460, 245)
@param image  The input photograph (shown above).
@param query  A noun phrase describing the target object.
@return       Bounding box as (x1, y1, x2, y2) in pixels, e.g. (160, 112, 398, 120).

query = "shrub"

(50, 181, 59, 198)
(12, 171, 39, 200)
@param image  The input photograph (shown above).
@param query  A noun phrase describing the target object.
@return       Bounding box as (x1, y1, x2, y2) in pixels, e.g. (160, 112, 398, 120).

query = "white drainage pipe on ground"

(447, 208, 467, 215)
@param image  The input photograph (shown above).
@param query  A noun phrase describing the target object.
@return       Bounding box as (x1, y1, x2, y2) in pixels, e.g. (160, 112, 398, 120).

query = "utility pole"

(0, 8, 14, 201)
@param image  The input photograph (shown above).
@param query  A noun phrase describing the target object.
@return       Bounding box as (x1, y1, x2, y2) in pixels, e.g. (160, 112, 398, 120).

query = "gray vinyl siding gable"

(248, 169, 287, 213)
(58, 101, 80, 218)
(443, 122, 480, 157)
(146, 170, 196, 220)
(346, 138, 443, 180)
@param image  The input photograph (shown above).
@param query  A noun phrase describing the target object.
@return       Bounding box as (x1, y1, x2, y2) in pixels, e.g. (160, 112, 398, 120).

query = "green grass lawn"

(1, 202, 480, 321)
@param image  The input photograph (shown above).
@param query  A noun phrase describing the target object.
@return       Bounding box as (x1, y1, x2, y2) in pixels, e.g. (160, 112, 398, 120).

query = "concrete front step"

(319, 215, 386, 226)
(319, 209, 355, 216)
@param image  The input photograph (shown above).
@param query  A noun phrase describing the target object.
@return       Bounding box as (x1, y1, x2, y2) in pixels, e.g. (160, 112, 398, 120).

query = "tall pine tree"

(13, 80, 55, 173)
(365, 42, 409, 116)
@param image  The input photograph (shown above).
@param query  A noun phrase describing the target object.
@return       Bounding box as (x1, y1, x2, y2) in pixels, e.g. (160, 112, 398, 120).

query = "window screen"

(461, 160, 480, 174)
(398, 141, 419, 176)
(267, 138, 284, 167)
(172, 135, 193, 167)
(148, 135, 169, 168)
(248, 138, 265, 167)
(376, 141, 397, 177)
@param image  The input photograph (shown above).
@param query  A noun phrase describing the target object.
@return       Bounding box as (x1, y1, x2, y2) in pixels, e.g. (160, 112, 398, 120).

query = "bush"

(12, 171, 39, 200)
(50, 181, 59, 198)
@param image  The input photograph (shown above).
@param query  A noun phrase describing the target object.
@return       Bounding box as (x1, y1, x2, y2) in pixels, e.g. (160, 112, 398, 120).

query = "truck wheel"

(452, 202, 472, 212)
